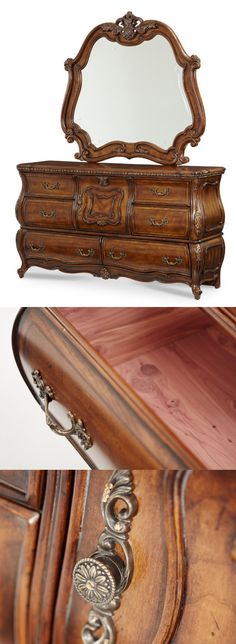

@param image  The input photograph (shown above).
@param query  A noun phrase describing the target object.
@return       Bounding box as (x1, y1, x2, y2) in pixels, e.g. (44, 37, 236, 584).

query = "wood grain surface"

(0, 471, 236, 643)
(59, 308, 236, 469)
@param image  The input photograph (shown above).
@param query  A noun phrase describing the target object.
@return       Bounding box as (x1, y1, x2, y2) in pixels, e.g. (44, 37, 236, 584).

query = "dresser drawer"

(0, 471, 45, 509)
(134, 179, 190, 205)
(26, 173, 75, 197)
(23, 231, 101, 264)
(132, 206, 190, 238)
(103, 238, 191, 275)
(22, 198, 75, 230)
(77, 176, 128, 233)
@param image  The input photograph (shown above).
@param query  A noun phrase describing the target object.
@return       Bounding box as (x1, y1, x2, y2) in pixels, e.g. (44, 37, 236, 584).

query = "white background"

(0, 0, 235, 466)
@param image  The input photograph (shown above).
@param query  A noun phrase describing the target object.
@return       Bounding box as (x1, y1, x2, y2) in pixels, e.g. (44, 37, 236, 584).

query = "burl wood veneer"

(16, 162, 225, 299)
(0, 470, 236, 643)
(12, 307, 236, 469)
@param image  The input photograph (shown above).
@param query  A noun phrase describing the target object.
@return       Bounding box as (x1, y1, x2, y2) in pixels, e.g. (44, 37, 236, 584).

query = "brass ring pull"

(149, 187, 170, 197)
(26, 243, 45, 252)
(42, 181, 60, 190)
(40, 210, 56, 218)
(162, 256, 183, 266)
(73, 470, 138, 643)
(108, 250, 126, 261)
(77, 248, 95, 257)
(32, 370, 93, 450)
(149, 217, 169, 227)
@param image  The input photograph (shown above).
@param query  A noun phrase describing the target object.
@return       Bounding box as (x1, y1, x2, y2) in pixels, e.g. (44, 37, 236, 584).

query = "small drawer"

(23, 231, 101, 264)
(77, 176, 128, 233)
(103, 238, 191, 275)
(22, 198, 75, 230)
(26, 173, 75, 197)
(0, 471, 45, 509)
(134, 180, 190, 205)
(132, 206, 190, 239)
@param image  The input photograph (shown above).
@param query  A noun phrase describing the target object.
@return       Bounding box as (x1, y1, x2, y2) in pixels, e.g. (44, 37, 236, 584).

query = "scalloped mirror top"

(61, 11, 205, 164)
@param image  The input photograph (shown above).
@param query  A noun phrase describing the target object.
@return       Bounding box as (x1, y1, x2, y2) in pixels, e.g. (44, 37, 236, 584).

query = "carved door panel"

(0, 498, 40, 644)
(52, 471, 236, 644)
(77, 177, 128, 233)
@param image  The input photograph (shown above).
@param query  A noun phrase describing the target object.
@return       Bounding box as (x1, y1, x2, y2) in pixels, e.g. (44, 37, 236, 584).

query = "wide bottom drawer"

(23, 231, 101, 264)
(103, 237, 191, 275)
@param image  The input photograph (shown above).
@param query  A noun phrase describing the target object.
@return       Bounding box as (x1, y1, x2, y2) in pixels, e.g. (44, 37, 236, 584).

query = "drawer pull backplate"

(77, 248, 95, 257)
(149, 217, 169, 227)
(149, 187, 171, 197)
(108, 250, 126, 261)
(73, 469, 138, 643)
(32, 369, 93, 450)
(162, 255, 183, 266)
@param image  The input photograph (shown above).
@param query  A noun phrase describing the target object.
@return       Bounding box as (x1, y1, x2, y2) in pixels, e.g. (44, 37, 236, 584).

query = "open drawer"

(12, 307, 236, 469)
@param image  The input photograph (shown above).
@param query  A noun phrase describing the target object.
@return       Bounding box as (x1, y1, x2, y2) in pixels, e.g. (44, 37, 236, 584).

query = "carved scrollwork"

(102, 11, 159, 41)
(79, 187, 124, 227)
(73, 470, 138, 644)
(98, 268, 111, 279)
(194, 211, 203, 236)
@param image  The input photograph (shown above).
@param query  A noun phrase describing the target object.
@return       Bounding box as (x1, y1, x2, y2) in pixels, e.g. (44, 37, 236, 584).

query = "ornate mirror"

(61, 11, 205, 164)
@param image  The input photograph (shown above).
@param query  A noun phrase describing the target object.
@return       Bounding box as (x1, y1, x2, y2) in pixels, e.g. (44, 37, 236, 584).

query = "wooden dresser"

(12, 307, 236, 470)
(16, 162, 225, 299)
(0, 469, 235, 644)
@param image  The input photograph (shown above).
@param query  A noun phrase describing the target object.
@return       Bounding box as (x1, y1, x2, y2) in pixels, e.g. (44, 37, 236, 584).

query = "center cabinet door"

(52, 470, 236, 644)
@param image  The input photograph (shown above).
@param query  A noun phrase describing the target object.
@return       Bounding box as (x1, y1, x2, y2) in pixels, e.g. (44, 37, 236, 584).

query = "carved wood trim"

(61, 12, 205, 164)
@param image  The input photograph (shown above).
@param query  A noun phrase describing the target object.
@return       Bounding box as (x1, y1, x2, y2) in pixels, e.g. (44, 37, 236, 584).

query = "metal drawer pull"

(73, 470, 138, 644)
(162, 256, 183, 266)
(149, 187, 170, 197)
(32, 370, 93, 450)
(26, 242, 45, 252)
(42, 181, 60, 190)
(149, 217, 169, 227)
(108, 250, 126, 260)
(40, 210, 56, 218)
(77, 248, 95, 257)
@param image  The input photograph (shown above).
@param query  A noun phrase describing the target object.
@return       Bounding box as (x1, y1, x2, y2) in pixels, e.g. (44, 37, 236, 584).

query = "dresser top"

(17, 160, 225, 178)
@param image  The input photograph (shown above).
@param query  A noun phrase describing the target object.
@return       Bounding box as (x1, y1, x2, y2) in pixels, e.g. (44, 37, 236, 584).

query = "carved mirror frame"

(61, 11, 205, 165)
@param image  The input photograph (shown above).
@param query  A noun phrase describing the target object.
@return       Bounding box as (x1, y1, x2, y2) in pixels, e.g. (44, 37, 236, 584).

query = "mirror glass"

(75, 36, 193, 150)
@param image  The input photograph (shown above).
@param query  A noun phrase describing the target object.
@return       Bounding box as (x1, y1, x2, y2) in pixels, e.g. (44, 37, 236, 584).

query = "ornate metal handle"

(73, 470, 138, 643)
(108, 250, 126, 261)
(26, 242, 45, 252)
(149, 187, 170, 197)
(99, 176, 109, 186)
(149, 217, 169, 227)
(162, 256, 183, 266)
(42, 181, 60, 190)
(32, 370, 93, 450)
(40, 210, 56, 218)
(77, 248, 95, 257)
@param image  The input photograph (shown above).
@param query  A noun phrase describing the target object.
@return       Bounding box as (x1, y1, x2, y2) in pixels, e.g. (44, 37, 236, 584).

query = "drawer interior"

(57, 308, 236, 469)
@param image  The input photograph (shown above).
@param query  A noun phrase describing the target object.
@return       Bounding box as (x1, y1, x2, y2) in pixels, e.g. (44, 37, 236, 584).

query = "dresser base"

(16, 236, 224, 300)
(16, 161, 225, 299)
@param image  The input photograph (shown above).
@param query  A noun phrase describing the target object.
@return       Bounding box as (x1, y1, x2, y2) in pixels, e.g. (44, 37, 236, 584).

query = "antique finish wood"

(0, 497, 40, 643)
(61, 11, 205, 164)
(0, 470, 45, 508)
(0, 470, 235, 643)
(16, 162, 225, 299)
(12, 307, 236, 469)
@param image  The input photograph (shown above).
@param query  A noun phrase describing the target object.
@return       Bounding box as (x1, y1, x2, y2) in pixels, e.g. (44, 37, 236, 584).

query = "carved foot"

(17, 265, 27, 278)
(214, 274, 221, 289)
(192, 284, 202, 300)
